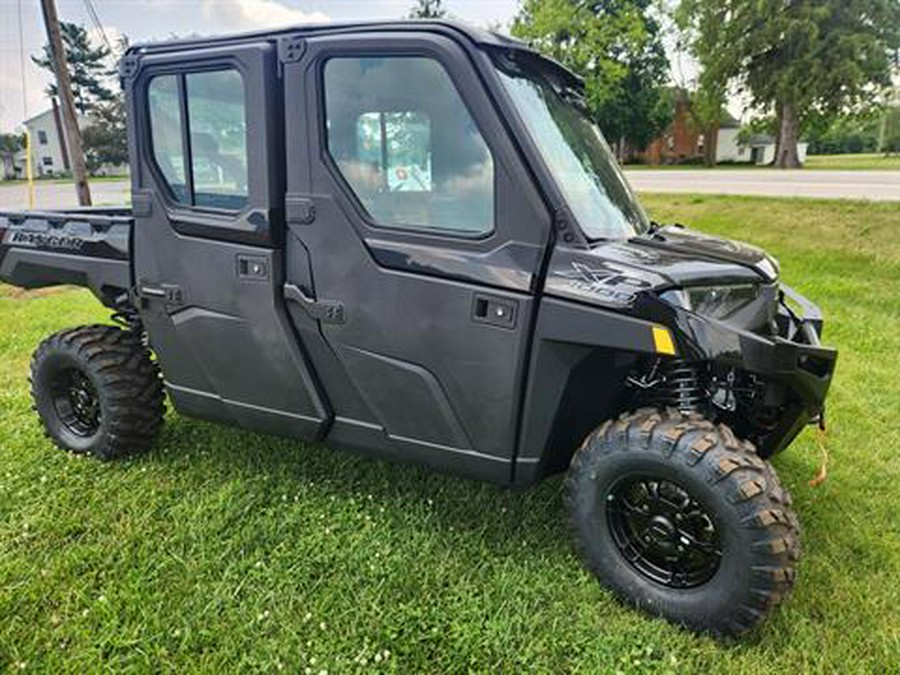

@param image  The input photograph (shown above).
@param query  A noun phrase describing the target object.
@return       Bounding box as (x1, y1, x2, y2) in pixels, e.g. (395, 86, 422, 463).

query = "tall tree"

(82, 95, 127, 174)
(408, 0, 446, 19)
(32, 21, 114, 116)
(675, 0, 736, 166)
(678, 0, 900, 168)
(512, 0, 672, 158)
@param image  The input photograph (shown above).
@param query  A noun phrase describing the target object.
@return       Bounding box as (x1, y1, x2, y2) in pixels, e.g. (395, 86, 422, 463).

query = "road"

(624, 169, 900, 201)
(0, 180, 130, 210)
(1, 169, 898, 210)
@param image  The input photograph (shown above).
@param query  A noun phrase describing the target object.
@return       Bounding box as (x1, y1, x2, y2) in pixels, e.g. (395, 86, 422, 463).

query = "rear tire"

(30, 325, 165, 460)
(565, 407, 800, 638)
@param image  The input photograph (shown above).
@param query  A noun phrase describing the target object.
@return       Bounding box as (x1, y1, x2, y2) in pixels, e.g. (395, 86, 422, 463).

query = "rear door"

(282, 32, 552, 481)
(127, 40, 329, 439)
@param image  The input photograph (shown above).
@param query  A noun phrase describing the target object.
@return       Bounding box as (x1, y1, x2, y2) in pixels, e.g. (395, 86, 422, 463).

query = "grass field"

(1, 194, 899, 673)
(803, 153, 900, 170)
(624, 152, 900, 170)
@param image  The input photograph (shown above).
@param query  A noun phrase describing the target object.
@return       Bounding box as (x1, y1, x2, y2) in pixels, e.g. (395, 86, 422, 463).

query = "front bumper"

(676, 283, 837, 454)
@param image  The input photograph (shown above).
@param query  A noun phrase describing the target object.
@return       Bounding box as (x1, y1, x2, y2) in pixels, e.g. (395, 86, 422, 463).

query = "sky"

(0, 0, 700, 133)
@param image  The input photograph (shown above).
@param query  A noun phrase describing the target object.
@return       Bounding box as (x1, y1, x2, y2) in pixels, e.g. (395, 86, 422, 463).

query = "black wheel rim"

(51, 368, 101, 437)
(605, 475, 722, 588)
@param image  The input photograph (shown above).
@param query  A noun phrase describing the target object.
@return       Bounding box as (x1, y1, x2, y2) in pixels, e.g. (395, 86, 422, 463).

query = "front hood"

(632, 226, 780, 283)
(545, 227, 778, 310)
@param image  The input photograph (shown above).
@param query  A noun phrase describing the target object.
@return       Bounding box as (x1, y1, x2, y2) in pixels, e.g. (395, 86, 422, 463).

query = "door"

(282, 33, 552, 482)
(127, 41, 329, 439)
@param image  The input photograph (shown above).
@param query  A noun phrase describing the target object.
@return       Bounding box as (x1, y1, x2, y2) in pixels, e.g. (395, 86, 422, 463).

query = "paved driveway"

(624, 169, 900, 201)
(0, 180, 131, 210)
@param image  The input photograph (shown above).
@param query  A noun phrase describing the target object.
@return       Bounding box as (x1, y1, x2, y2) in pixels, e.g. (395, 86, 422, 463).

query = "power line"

(17, 0, 29, 119)
(81, 0, 117, 57)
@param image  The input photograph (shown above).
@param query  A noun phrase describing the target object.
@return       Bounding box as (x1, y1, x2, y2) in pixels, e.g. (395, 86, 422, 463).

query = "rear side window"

(148, 75, 188, 203)
(324, 56, 494, 236)
(147, 69, 249, 210)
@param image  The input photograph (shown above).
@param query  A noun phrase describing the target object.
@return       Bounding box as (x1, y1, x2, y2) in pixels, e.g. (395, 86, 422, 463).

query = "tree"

(881, 105, 900, 155)
(1, 133, 25, 179)
(678, 0, 900, 168)
(33, 21, 115, 116)
(878, 85, 900, 155)
(0, 133, 24, 157)
(805, 111, 882, 154)
(512, 0, 672, 158)
(82, 95, 127, 174)
(675, 1, 738, 166)
(408, 0, 446, 19)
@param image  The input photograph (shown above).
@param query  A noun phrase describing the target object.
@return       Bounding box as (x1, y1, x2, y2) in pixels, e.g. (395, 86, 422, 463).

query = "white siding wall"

(755, 144, 807, 165)
(28, 110, 66, 176)
(25, 109, 90, 177)
(715, 128, 747, 162)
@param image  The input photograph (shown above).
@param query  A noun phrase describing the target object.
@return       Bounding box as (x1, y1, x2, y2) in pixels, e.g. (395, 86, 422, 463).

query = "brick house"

(634, 89, 808, 165)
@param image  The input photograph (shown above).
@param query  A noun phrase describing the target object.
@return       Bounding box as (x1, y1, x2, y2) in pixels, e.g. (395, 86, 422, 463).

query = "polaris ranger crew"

(0, 21, 836, 637)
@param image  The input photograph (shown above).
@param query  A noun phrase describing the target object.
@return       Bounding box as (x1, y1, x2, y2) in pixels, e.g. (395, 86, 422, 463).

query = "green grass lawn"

(803, 153, 900, 170)
(2, 194, 899, 672)
(624, 152, 900, 170)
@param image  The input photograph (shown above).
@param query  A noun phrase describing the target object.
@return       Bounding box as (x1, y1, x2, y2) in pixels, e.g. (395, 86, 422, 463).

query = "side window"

(148, 75, 188, 203)
(324, 57, 494, 235)
(186, 70, 248, 209)
(147, 69, 248, 210)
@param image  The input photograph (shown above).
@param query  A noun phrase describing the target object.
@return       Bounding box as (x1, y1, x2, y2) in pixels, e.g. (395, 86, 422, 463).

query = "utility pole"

(40, 0, 92, 206)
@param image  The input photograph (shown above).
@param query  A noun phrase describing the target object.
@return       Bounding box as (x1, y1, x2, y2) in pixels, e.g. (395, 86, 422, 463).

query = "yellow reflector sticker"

(652, 326, 676, 355)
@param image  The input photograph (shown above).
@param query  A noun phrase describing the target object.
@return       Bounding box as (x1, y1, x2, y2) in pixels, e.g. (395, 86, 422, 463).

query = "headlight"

(660, 284, 760, 320)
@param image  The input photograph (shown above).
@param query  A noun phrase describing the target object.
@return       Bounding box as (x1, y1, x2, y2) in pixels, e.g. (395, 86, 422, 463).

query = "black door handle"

(283, 283, 345, 324)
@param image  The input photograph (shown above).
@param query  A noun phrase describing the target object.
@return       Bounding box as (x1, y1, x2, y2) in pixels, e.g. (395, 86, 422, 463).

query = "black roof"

(128, 19, 527, 56)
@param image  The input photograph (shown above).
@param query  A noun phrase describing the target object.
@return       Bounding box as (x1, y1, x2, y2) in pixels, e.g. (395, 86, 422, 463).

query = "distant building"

(19, 103, 88, 178)
(640, 89, 717, 165)
(12, 101, 127, 178)
(726, 133, 808, 165)
(636, 89, 808, 165)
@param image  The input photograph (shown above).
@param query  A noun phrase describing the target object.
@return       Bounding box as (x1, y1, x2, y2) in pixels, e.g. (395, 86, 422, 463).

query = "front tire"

(565, 408, 800, 637)
(30, 325, 165, 460)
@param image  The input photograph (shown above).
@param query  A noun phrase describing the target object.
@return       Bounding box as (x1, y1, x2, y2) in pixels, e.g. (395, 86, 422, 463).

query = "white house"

(717, 123, 809, 165)
(641, 97, 809, 166)
(19, 104, 90, 178)
(13, 103, 128, 178)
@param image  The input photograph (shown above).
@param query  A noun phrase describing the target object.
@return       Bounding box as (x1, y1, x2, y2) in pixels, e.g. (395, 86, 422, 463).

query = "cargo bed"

(0, 207, 133, 306)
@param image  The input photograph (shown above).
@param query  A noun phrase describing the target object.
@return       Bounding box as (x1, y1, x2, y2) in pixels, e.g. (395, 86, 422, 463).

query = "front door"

(128, 40, 329, 439)
(282, 34, 552, 481)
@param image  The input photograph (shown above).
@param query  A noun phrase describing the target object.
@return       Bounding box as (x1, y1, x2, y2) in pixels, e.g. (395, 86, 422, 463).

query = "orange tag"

(809, 426, 829, 488)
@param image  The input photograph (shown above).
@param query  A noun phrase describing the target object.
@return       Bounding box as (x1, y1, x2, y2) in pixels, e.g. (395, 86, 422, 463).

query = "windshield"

(492, 53, 650, 239)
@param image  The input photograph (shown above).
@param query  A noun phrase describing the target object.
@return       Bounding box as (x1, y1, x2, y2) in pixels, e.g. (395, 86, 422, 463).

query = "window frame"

(319, 52, 498, 241)
(145, 66, 250, 215)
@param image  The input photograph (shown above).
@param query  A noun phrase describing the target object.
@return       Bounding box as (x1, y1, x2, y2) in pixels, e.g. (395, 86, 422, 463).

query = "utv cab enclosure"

(0, 21, 836, 637)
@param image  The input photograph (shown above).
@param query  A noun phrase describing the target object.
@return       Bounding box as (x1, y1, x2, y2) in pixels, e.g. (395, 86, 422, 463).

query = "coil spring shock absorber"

(654, 360, 705, 414)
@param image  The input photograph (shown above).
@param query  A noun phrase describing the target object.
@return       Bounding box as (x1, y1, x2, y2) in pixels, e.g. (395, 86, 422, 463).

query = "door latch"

(283, 283, 344, 324)
(472, 293, 518, 329)
(237, 254, 269, 280)
(137, 282, 184, 306)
